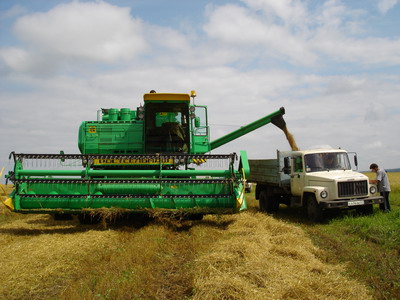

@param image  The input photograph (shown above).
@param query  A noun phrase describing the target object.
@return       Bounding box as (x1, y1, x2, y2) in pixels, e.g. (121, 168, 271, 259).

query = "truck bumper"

(320, 196, 384, 209)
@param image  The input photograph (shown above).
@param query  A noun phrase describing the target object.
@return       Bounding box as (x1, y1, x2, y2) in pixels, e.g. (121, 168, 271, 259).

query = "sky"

(0, 0, 399, 182)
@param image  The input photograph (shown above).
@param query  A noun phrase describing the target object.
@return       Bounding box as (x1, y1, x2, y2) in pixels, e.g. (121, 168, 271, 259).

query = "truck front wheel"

(356, 204, 373, 215)
(306, 195, 323, 222)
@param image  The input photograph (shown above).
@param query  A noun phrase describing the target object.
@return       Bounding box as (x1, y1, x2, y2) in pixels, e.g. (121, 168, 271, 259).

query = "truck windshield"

(304, 152, 351, 172)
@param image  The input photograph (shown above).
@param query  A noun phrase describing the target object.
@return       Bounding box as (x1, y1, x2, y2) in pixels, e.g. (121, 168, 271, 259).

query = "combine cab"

(4, 91, 286, 219)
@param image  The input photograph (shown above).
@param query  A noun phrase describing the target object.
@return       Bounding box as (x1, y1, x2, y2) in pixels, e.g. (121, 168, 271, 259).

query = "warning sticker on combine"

(93, 158, 174, 165)
(192, 158, 207, 165)
(88, 126, 97, 133)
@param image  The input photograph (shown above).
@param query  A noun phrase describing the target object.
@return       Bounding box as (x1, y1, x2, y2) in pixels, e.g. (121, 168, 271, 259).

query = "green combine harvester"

(4, 91, 286, 222)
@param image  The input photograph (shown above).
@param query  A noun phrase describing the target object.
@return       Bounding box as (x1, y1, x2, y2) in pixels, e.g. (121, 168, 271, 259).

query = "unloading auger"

(4, 91, 286, 220)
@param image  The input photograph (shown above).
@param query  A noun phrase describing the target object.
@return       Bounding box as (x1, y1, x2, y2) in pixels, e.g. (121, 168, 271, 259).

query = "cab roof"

(292, 148, 347, 155)
(143, 93, 190, 101)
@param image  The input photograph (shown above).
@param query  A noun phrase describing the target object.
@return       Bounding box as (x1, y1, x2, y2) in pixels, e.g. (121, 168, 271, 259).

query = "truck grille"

(338, 180, 368, 197)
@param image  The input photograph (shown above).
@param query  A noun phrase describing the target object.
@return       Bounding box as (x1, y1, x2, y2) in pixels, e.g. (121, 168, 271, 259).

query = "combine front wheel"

(53, 213, 73, 221)
(78, 213, 102, 225)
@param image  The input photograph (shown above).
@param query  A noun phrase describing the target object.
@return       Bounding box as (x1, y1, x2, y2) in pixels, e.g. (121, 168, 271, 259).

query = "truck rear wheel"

(306, 195, 323, 222)
(259, 191, 268, 212)
(259, 191, 279, 213)
(271, 196, 280, 212)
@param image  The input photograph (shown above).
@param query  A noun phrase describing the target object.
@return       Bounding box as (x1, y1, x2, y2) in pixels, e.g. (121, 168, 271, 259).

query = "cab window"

(294, 156, 303, 173)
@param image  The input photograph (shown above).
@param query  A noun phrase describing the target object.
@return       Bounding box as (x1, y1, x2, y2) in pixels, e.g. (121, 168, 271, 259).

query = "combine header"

(4, 91, 286, 220)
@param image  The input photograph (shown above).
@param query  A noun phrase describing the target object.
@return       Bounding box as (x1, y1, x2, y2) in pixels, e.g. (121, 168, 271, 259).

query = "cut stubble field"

(1, 174, 399, 300)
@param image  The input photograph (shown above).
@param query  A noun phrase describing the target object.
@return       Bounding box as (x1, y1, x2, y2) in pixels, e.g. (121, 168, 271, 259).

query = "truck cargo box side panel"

(248, 159, 281, 185)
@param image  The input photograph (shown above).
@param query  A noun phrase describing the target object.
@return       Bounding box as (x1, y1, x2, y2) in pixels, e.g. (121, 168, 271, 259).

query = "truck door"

(290, 155, 304, 196)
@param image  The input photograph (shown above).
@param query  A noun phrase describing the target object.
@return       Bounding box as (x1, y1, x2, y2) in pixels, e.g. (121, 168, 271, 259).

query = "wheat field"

(0, 182, 374, 300)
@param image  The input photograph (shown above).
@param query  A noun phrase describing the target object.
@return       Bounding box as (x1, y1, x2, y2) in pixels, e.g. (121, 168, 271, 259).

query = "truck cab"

(249, 149, 384, 222)
(286, 149, 377, 205)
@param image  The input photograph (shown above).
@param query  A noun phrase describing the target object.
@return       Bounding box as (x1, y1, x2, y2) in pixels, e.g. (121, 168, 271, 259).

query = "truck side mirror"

(283, 157, 291, 174)
(354, 155, 358, 167)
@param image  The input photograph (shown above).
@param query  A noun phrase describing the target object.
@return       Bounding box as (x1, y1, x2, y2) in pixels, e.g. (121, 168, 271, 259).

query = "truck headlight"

(320, 190, 328, 199)
(370, 186, 377, 194)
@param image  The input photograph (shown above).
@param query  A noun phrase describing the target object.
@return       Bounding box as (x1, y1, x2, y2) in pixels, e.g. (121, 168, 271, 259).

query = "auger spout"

(210, 107, 286, 151)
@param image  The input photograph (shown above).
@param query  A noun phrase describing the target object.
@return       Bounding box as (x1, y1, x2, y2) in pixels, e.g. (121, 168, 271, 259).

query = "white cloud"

(313, 31, 400, 66)
(0, 4, 27, 20)
(203, 0, 400, 67)
(364, 103, 386, 122)
(323, 76, 367, 96)
(1, 1, 147, 74)
(377, 0, 398, 14)
(3, 0, 400, 75)
(243, 0, 309, 26)
(0, 47, 30, 73)
(203, 4, 318, 66)
(365, 141, 383, 149)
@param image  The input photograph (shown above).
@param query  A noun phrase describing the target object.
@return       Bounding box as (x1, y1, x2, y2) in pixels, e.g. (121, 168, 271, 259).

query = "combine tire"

(186, 214, 204, 221)
(306, 195, 323, 222)
(78, 213, 102, 225)
(53, 213, 73, 221)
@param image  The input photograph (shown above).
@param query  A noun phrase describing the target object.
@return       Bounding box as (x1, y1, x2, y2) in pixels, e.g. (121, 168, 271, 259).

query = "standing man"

(369, 163, 391, 212)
